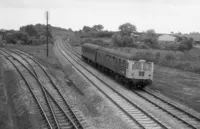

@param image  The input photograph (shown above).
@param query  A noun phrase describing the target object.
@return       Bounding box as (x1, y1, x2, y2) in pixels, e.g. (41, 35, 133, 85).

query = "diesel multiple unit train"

(81, 43, 154, 89)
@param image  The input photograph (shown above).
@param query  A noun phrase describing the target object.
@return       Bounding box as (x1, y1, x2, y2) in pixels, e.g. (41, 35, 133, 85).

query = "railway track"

(0, 48, 88, 129)
(0, 49, 53, 129)
(57, 40, 171, 129)
(59, 39, 200, 129)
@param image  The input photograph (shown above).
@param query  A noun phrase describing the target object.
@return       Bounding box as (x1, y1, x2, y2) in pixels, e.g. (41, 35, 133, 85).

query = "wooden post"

(46, 11, 49, 57)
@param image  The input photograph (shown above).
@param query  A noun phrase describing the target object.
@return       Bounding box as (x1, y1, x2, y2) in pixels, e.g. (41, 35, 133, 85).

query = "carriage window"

(126, 62, 129, 68)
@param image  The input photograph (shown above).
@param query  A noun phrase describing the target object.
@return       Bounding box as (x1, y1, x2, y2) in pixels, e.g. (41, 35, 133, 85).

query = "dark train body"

(81, 43, 154, 89)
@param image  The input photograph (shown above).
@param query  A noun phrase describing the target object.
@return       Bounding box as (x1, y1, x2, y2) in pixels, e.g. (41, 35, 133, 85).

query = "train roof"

(82, 43, 101, 50)
(99, 47, 154, 62)
(82, 43, 153, 62)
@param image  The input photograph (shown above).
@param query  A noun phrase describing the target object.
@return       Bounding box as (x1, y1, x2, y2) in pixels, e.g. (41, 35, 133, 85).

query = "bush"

(81, 38, 93, 44)
(23, 25, 38, 37)
(112, 32, 135, 47)
(92, 39, 103, 45)
(134, 51, 155, 61)
(4, 31, 29, 44)
(141, 31, 159, 49)
(178, 38, 193, 51)
(69, 36, 81, 46)
(155, 52, 161, 63)
(134, 42, 150, 49)
(180, 51, 198, 61)
(79, 31, 114, 38)
(174, 62, 191, 71)
(0, 39, 5, 47)
(79, 33, 92, 38)
(164, 53, 176, 61)
(194, 68, 200, 73)
(164, 43, 179, 51)
(27, 37, 38, 45)
(95, 31, 114, 37)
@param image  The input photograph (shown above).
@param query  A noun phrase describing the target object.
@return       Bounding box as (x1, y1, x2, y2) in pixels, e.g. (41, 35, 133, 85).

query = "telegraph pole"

(46, 11, 49, 57)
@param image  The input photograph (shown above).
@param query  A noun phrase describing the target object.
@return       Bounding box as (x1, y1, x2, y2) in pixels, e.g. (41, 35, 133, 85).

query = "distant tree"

(112, 32, 135, 47)
(179, 37, 194, 51)
(40, 26, 53, 39)
(176, 36, 183, 42)
(111, 23, 137, 47)
(177, 32, 182, 35)
(146, 29, 155, 34)
(17, 31, 29, 44)
(189, 32, 200, 35)
(68, 28, 73, 31)
(82, 26, 93, 32)
(142, 29, 158, 48)
(22, 25, 38, 37)
(0, 29, 7, 40)
(119, 23, 137, 34)
(92, 24, 104, 31)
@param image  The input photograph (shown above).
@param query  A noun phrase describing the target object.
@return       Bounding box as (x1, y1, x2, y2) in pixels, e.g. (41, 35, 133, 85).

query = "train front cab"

(126, 59, 154, 88)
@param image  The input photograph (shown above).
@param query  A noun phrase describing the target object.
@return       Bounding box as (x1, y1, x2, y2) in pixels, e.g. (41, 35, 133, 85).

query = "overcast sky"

(0, 0, 200, 33)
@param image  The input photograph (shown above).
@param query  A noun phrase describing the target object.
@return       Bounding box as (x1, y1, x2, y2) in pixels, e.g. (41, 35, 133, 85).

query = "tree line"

(76, 23, 194, 51)
(2, 24, 53, 45)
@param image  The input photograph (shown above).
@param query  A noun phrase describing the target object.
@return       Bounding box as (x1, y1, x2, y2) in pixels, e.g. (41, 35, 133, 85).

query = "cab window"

(143, 62, 152, 71)
(132, 62, 142, 70)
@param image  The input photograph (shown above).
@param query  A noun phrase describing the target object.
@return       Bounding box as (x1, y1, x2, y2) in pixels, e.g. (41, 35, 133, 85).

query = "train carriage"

(96, 47, 154, 88)
(81, 43, 154, 89)
(81, 43, 100, 62)
(96, 47, 128, 77)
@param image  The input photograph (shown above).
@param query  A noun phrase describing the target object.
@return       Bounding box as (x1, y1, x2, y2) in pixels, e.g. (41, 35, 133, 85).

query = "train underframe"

(82, 56, 152, 89)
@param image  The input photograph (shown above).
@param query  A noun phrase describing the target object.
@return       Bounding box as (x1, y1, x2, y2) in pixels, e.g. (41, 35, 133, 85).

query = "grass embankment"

(7, 44, 60, 70)
(0, 56, 40, 129)
(0, 56, 12, 129)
